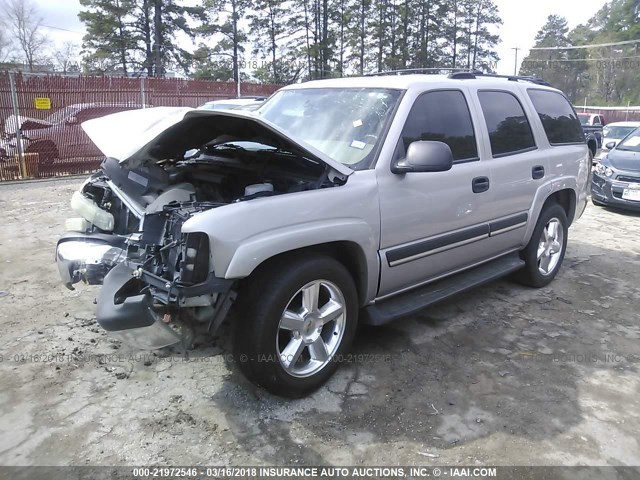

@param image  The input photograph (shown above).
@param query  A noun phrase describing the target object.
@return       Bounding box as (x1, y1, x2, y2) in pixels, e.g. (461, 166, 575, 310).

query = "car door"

(471, 89, 547, 252)
(376, 88, 497, 297)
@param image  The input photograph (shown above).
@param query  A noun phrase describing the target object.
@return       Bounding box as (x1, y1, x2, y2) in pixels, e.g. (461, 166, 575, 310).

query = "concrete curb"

(0, 174, 87, 187)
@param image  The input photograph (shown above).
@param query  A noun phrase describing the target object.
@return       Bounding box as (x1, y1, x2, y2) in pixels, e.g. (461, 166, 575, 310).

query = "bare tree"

(52, 41, 81, 74)
(1, 0, 48, 71)
(0, 27, 14, 62)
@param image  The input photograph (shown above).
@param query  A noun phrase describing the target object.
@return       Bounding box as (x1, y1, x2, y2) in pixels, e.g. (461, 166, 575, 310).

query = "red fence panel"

(0, 72, 282, 182)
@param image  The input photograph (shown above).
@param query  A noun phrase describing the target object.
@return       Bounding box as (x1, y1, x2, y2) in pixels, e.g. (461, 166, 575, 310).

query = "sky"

(34, 0, 611, 75)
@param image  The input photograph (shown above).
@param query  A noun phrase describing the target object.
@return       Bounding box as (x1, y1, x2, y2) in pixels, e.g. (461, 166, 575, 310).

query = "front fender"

(180, 171, 382, 303)
(224, 219, 377, 277)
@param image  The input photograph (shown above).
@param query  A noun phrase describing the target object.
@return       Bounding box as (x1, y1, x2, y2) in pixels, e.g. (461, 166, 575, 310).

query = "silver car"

(55, 72, 589, 397)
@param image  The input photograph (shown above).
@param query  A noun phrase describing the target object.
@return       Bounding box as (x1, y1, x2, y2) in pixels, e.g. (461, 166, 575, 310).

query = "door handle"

(472, 176, 490, 193)
(532, 165, 545, 180)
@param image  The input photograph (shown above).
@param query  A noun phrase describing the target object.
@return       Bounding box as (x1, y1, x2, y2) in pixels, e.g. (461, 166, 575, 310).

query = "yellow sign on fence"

(34, 97, 51, 110)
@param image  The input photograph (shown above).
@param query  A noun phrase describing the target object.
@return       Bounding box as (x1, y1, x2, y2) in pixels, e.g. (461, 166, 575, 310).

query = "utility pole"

(512, 47, 520, 75)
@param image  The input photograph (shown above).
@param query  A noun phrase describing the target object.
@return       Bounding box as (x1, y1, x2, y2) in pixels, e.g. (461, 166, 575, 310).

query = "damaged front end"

(55, 108, 350, 350)
(57, 161, 237, 349)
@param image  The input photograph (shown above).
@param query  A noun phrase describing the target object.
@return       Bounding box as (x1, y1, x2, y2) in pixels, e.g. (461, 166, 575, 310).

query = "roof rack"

(363, 67, 551, 86)
(364, 68, 481, 77)
(448, 71, 551, 86)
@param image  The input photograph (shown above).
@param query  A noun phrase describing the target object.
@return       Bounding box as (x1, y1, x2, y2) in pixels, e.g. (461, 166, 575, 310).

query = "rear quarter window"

(527, 89, 584, 145)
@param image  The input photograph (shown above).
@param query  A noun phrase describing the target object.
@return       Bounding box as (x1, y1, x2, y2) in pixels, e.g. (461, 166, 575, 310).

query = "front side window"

(528, 89, 584, 145)
(398, 90, 478, 162)
(259, 88, 402, 170)
(478, 91, 536, 157)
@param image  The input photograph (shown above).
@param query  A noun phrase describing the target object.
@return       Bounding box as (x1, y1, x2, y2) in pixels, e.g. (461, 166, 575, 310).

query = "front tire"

(233, 254, 358, 398)
(516, 203, 568, 288)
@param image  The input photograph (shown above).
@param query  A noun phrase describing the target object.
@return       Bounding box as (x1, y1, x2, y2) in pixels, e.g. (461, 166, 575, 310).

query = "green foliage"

(80, 0, 205, 76)
(520, 1, 640, 106)
(78, 0, 504, 82)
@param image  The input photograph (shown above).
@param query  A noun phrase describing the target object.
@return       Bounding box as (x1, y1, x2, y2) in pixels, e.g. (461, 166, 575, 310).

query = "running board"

(362, 253, 525, 326)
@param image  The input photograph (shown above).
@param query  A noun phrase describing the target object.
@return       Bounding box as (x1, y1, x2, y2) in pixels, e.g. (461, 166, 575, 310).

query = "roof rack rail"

(448, 71, 551, 86)
(364, 68, 481, 77)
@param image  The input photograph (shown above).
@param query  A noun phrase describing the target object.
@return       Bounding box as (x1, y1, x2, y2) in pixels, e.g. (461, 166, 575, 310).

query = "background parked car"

(595, 121, 640, 161)
(592, 126, 640, 211)
(0, 103, 143, 165)
(577, 113, 604, 161)
(578, 113, 606, 126)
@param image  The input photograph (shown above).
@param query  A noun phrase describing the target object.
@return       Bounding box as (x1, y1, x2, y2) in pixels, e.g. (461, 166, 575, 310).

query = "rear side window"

(400, 90, 478, 162)
(527, 89, 584, 145)
(478, 91, 536, 156)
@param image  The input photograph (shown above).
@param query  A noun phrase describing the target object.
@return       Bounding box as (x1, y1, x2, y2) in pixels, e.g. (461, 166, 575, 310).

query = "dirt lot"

(0, 177, 639, 467)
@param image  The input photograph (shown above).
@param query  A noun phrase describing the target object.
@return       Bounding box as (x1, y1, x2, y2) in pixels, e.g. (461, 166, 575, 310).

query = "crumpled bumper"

(96, 263, 183, 349)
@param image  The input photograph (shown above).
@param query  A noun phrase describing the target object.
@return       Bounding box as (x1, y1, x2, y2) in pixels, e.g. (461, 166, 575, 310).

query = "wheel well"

(246, 242, 369, 306)
(545, 189, 576, 225)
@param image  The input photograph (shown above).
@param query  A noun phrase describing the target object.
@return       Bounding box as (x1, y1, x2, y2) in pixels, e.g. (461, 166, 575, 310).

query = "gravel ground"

(0, 178, 639, 467)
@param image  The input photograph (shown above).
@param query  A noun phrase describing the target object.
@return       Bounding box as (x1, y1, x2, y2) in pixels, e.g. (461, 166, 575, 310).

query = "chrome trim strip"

(388, 233, 489, 267)
(490, 221, 527, 237)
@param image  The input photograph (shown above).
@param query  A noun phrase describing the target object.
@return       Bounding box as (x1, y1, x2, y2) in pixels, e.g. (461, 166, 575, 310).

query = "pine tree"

(79, 0, 135, 74)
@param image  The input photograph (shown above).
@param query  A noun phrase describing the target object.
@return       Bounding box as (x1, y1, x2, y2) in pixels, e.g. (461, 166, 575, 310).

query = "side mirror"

(66, 116, 79, 125)
(392, 141, 454, 174)
(605, 141, 617, 150)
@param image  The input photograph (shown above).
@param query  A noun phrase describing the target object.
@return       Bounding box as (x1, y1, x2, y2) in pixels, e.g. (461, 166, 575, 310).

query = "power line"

(523, 54, 640, 63)
(41, 24, 85, 35)
(530, 38, 640, 51)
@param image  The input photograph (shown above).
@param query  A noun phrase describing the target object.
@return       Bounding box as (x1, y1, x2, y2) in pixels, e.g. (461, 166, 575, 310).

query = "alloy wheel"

(276, 279, 346, 378)
(537, 217, 564, 276)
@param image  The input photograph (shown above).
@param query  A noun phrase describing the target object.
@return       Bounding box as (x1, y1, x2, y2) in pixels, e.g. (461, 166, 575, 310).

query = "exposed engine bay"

(56, 109, 350, 349)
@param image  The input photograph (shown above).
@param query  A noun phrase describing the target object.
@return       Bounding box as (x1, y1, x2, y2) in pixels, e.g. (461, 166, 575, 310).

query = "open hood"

(4, 115, 53, 135)
(81, 107, 353, 177)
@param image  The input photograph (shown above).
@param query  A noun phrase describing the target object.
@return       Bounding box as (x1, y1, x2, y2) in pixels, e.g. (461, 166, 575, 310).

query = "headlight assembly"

(595, 163, 614, 177)
(179, 232, 210, 285)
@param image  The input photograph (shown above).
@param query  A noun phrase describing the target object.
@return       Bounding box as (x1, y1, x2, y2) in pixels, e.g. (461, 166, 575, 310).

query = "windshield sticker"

(625, 136, 640, 147)
(352, 119, 363, 128)
(350, 140, 366, 150)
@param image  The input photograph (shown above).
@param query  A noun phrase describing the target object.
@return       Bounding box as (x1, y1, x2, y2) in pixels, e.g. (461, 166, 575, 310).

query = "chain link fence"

(0, 72, 280, 182)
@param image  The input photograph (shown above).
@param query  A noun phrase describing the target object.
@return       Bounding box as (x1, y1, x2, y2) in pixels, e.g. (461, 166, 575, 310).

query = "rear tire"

(233, 254, 358, 398)
(516, 203, 568, 288)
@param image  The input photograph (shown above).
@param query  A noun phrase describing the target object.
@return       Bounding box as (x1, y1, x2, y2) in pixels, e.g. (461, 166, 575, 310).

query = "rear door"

(471, 88, 547, 251)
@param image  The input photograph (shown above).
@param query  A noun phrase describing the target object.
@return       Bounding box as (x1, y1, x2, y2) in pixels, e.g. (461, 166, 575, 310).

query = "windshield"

(603, 125, 636, 139)
(577, 114, 589, 125)
(258, 88, 402, 170)
(616, 128, 640, 152)
(45, 105, 81, 124)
